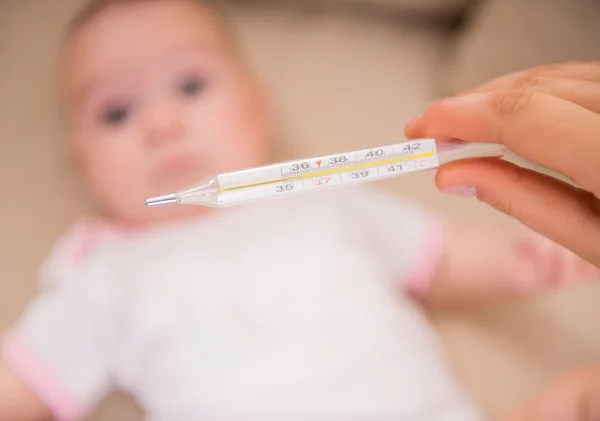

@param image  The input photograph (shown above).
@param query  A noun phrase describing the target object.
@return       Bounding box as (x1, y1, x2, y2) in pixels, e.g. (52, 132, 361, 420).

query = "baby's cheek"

(217, 86, 269, 155)
(225, 105, 270, 166)
(86, 147, 146, 212)
(202, 117, 268, 172)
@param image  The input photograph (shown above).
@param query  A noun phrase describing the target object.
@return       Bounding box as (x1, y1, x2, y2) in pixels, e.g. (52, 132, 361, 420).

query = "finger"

(406, 61, 600, 135)
(476, 77, 600, 114)
(435, 158, 600, 266)
(406, 89, 600, 194)
(461, 61, 600, 95)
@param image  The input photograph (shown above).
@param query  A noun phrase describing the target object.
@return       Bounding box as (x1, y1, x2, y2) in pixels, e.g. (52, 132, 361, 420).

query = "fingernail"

(441, 185, 478, 197)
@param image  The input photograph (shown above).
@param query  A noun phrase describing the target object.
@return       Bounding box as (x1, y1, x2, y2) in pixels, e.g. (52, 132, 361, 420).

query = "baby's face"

(62, 0, 270, 226)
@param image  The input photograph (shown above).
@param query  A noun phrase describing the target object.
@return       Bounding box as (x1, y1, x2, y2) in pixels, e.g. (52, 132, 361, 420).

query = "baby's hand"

(510, 227, 600, 293)
(0, 356, 51, 421)
(420, 225, 599, 308)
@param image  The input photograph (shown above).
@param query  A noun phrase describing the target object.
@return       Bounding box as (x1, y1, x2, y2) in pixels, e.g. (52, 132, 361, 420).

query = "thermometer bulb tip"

(146, 193, 178, 207)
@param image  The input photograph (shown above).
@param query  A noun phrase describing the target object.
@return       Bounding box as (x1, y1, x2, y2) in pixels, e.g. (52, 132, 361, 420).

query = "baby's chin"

(145, 204, 212, 226)
(99, 189, 214, 229)
(118, 203, 213, 229)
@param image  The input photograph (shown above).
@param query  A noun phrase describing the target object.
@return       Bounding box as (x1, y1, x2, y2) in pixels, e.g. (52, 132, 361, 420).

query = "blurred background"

(1, 0, 600, 419)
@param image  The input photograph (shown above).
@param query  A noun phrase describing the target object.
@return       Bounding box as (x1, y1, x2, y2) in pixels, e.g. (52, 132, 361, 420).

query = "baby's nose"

(145, 109, 187, 146)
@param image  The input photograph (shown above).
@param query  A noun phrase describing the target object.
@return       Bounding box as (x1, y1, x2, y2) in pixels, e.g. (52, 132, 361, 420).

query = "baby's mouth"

(152, 153, 206, 190)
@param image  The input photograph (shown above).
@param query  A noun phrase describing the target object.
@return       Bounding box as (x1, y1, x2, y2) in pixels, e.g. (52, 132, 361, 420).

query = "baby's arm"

(416, 226, 599, 308)
(0, 221, 124, 421)
(0, 358, 50, 421)
(344, 186, 597, 307)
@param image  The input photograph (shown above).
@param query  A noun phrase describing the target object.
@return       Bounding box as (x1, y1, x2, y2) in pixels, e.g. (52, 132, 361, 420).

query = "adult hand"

(405, 61, 600, 266)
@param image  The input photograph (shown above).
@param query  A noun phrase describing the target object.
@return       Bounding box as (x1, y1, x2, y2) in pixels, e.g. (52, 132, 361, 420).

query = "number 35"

(276, 183, 294, 192)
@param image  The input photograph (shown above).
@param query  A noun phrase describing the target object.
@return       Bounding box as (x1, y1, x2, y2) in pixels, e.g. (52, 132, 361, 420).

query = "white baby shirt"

(2, 186, 482, 421)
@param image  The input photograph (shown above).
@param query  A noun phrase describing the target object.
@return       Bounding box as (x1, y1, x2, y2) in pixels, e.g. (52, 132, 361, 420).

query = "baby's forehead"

(60, 0, 233, 106)
(64, 0, 227, 60)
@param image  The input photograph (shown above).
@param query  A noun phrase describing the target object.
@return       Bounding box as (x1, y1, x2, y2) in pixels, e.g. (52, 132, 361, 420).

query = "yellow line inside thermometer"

(218, 150, 437, 192)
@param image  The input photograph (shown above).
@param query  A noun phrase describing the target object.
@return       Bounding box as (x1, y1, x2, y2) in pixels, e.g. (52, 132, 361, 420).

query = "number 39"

(351, 170, 369, 179)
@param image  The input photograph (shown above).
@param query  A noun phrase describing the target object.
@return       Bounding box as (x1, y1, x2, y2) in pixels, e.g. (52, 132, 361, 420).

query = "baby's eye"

(180, 76, 206, 97)
(102, 104, 130, 126)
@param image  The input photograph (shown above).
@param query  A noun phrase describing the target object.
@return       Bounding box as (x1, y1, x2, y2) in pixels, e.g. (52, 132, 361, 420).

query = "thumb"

(435, 158, 600, 266)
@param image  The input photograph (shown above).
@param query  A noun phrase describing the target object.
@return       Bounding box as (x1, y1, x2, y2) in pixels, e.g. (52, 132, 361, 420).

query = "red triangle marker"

(316, 160, 322, 167)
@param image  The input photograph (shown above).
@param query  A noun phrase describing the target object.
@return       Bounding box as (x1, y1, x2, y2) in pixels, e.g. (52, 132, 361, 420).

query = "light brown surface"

(439, 0, 600, 95)
(1, 1, 600, 420)
(250, 0, 475, 17)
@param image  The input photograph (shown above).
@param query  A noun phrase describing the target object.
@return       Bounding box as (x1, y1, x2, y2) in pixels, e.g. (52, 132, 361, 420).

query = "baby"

(0, 1, 597, 421)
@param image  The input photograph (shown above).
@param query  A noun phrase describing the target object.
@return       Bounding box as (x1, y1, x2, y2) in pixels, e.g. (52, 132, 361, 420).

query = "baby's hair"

(64, 0, 234, 44)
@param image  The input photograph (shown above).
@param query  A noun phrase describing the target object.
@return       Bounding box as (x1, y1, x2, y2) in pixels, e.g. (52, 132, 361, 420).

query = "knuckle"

(489, 68, 543, 118)
(490, 83, 535, 118)
(517, 73, 545, 89)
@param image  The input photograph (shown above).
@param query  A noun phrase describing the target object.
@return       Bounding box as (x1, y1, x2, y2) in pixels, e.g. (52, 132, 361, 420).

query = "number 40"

(366, 149, 384, 158)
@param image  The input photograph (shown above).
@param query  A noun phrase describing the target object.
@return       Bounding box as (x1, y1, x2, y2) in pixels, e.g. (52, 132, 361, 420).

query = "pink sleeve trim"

(57, 218, 126, 265)
(404, 219, 447, 298)
(1, 330, 86, 421)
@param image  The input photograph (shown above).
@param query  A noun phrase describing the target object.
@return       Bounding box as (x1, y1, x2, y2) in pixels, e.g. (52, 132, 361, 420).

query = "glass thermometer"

(145, 139, 505, 208)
